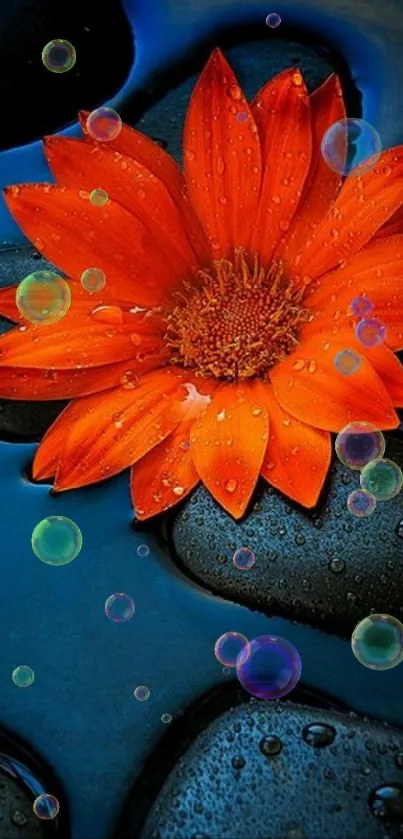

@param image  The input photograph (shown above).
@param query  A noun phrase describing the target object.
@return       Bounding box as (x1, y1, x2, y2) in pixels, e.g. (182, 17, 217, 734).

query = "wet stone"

(170, 435, 403, 637)
(137, 696, 403, 839)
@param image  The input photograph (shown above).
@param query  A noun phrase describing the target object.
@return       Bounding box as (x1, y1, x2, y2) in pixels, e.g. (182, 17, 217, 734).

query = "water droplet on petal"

(307, 359, 317, 374)
(292, 72, 303, 87)
(228, 84, 243, 101)
(185, 149, 196, 163)
(216, 156, 225, 175)
(225, 478, 238, 493)
(292, 359, 305, 372)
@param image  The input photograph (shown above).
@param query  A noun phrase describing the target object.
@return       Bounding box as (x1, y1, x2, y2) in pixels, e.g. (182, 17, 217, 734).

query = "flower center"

(165, 249, 311, 379)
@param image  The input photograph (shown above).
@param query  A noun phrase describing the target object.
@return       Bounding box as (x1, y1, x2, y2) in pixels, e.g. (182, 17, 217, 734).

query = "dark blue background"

(0, 1, 403, 837)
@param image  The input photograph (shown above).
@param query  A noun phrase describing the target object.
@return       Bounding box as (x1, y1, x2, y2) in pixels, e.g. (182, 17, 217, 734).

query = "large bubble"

(236, 635, 301, 699)
(16, 271, 71, 325)
(321, 118, 381, 177)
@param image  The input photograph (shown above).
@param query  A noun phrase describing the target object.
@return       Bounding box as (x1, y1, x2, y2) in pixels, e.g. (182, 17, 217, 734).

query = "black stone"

(116, 682, 403, 839)
(170, 435, 403, 637)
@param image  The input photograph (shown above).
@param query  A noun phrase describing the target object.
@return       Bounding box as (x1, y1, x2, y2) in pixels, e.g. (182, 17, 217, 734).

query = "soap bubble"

(321, 118, 381, 176)
(214, 631, 249, 667)
(161, 713, 172, 724)
(349, 295, 374, 319)
(355, 318, 387, 348)
(32, 516, 82, 565)
(236, 635, 301, 699)
(334, 348, 362, 376)
(16, 271, 71, 325)
(90, 189, 109, 207)
(86, 107, 122, 142)
(104, 593, 135, 623)
(347, 488, 376, 518)
(360, 458, 403, 501)
(265, 12, 281, 27)
(335, 421, 385, 470)
(42, 40, 76, 73)
(80, 267, 106, 293)
(232, 546, 256, 570)
(351, 614, 403, 670)
(134, 685, 150, 701)
(12, 665, 35, 688)
(33, 794, 60, 820)
(137, 544, 150, 557)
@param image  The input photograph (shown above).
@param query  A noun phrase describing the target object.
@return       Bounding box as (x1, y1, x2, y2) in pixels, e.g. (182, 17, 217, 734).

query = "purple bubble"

(355, 318, 387, 348)
(236, 112, 249, 123)
(232, 546, 256, 570)
(349, 295, 374, 319)
(265, 12, 281, 27)
(347, 488, 376, 518)
(236, 635, 301, 699)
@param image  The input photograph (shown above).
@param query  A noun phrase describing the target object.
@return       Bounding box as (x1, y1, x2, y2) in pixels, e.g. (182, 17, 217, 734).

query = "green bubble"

(360, 458, 403, 500)
(81, 267, 106, 293)
(42, 39, 76, 74)
(12, 665, 35, 688)
(351, 614, 403, 670)
(90, 188, 109, 207)
(16, 271, 71, 325)
(31, 516, 82, 566)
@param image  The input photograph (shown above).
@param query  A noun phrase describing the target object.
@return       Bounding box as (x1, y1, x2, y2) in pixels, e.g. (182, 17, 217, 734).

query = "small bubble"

(89, 189, 109, 207)
(349, 295, 374, 319)
(16, 271, 71, 325)
(265, 12, 281, 27)
(81, 267, 106, 293)
(33, 794, 60, 820)
(42, 40, 76, 73)
(355, 318, 387, 348)
(347, 489, 376, 518)
(137, 544, 150, 557)
(161, 713, 172, 724)
(134, 685, 150, 701)
(12, 665, 34, 688)
(352, 614, 403, 670)
(232, 546, 256, 570)
(104, 593, 135, 623)
(86, 107, 122, 142)
(214, 631, 249, 667)
(334, 348, 362, 376)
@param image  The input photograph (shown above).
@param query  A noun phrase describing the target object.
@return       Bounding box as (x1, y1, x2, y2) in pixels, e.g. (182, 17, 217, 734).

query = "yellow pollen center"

(165, 249, 311, 380)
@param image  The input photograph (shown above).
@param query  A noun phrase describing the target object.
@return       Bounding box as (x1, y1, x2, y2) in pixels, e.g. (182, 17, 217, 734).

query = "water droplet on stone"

(231, 755, 245, 769)
(329, 557, 346, 574)
(302, 722, 336, 748)
(259, 735, 283, 756)
(368, 783, 403, 822)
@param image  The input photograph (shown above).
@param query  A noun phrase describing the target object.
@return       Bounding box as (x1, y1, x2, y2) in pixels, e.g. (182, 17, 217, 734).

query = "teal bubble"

(321, 118, 381, 176)
(351, 614, 403, 670)
(89, 189, 109, 208)
(33, 794, 60, 820)
(16, 271, 71, 325)
(360, 458, 403, 501)
(12, 665, 35, 688)
(31, 516, 82, 565)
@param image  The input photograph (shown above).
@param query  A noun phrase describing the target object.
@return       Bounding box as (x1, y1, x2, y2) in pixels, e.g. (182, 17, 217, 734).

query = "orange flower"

(1, 49, 403, 520)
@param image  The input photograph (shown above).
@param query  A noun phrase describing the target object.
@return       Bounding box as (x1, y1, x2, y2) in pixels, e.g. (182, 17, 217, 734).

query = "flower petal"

(277, 74, 346, 262)
(79, 111, 211, 266)
(291, 148, 403, 280)
(190, 381, 269, 519)
(303, 235, 403, 350)
(255, 381, 331, 508)
(270, 334, 398, 432)
(0, 354, 167, 401)
(249, 68, 312, 263)
(33, 398, 87, 480)
(4, 184, 184, 308)
(130, 379, 216, 519)
(53, 369, 197, 490)
(374, 204, 403, 239)
(43, 137, 200, 278)
(183, 48, 262, 257)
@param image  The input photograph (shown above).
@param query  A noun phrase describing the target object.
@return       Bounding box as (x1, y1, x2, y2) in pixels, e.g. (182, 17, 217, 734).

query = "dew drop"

(228, 84, 242, 101)
(225, 478, 238, 493)
(292, 359, 305, 371)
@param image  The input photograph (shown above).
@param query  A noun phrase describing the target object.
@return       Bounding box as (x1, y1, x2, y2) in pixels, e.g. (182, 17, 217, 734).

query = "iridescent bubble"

(32, 516, 82, 566)
(86, 107, 122, 142)
(236, 635, 301, 699)
(42, 40, 76, 73)
(16, 271, 71, 325)
(104, 593, 135, 623)
(80, 267, 106, 293)
(161, 713, 172, 724)
(232, 546, 256, 570)
(214, 631, 249, 667)
(90, 188, 109, 207)
(334, 348, 362, 376)
(33, 794, 60, 820)
(347, 488, 376, 518)
(321, 118, 381, 176)
(355, 318, 387, 348)
(349, 295, 374, 319)
(134, 685, 150, 701)
(265, 12, 281, 27)
(335, 421, 385, 470)
(12, 665, 34, 688)
(360, 458, 403, 501)
(351, 614, 403, 670)
(137, 544, 150, 557)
